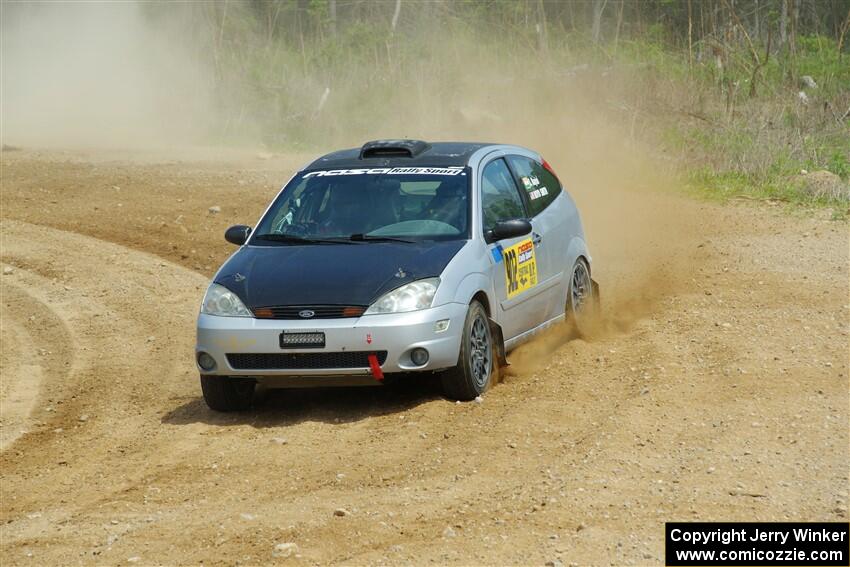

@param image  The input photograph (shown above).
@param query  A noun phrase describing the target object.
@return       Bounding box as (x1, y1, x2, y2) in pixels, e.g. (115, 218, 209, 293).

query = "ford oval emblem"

(298, 309, 315, 318)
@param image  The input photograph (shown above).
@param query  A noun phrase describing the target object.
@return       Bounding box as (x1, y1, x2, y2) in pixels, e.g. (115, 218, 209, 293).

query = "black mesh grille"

(253, 305, 366, 319)
(227, 351, 387, 370)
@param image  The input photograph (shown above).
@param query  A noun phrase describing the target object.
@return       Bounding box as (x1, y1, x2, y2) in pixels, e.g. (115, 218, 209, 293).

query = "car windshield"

(252, 167, 470, 243)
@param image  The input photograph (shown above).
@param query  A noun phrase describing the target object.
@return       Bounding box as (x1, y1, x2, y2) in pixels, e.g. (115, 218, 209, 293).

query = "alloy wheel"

(469, 315, 492, 389)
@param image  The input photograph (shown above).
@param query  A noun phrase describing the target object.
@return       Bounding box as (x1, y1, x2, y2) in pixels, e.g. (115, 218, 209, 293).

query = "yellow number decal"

(503, 238, 537, 298)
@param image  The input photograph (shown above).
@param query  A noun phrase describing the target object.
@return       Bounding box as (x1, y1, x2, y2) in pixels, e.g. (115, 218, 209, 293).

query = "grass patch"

(685, 168, 850, 218)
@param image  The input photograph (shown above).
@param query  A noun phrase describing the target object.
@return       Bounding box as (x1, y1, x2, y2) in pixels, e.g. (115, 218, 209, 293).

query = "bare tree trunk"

(591, 0, 607, 44)
(725, 77, 738, 120)
(749, 26, 771, 97)
(838, 5, 850, 56)
(688, 0, 694, 70)
(218, 0, 228, 50)
(711, 2, 720, 36)
(266, 0, 283, 49)
(536, 0, 548, 53)
(566, 0, 576, 32)
(791, 0, 800, 54)
(391, 0, 402, 34)
(754, 0, 760, 41)
(212, 0, 228, 79)
(329, 0, 337, 38)
(296, 0, 308, 43)
(780, 0, 788, 46)
(832, 0, 844, 38)
(729, 0, 737, 44)
(613, 0, 625, 51)
(637, 0, 647, 36)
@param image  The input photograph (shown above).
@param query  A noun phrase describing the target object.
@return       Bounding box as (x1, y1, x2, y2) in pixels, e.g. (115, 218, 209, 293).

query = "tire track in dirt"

(0, 277, 76, 450)
(0, 289, 46, 451)
(1, 219, 210, 561)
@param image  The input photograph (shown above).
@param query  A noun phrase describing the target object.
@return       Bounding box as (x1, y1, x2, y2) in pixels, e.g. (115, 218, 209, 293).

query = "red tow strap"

(368, 353, 384, 381)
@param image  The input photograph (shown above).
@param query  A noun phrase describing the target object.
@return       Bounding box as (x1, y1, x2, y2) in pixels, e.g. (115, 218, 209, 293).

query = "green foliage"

(754, 34, 850, 95)
(824, 149, 850, 180)
(192, 1, 849, 213)
(794, 34, 850, 94)
(686, 167, 848, 209)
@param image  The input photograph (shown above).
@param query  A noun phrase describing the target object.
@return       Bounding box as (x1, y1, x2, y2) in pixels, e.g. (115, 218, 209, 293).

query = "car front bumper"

(195, 302, 467, 380)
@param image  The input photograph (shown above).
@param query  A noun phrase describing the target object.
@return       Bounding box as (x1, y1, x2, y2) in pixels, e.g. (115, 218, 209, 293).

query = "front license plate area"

(279, 331, 325, 349)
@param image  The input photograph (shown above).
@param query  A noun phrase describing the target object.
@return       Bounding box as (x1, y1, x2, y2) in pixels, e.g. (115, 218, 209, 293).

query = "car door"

(480, 157, 548, 341)
(505, 154, 570, 322)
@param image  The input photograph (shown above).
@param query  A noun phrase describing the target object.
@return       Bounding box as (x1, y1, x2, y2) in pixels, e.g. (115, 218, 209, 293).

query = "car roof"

(304, 140, 500, 170)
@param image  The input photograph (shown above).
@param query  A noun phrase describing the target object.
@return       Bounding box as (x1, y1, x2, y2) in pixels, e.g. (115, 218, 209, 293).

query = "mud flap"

(488, 318, 508, 368)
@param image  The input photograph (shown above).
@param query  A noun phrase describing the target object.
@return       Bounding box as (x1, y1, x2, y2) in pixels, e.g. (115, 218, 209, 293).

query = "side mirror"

(225, 225, 252, 246)
(486, 219, 532, 243)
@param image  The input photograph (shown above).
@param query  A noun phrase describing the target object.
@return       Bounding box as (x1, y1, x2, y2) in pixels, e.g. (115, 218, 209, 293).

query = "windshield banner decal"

(303, 167, 465, 178)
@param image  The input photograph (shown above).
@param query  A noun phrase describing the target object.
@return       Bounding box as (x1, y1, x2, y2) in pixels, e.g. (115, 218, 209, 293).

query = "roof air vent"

(359, 139, 430, 159)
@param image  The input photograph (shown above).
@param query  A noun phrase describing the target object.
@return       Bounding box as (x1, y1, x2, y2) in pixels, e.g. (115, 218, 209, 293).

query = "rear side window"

(506, 155, 560, 216)
(481, 158, 526, 232)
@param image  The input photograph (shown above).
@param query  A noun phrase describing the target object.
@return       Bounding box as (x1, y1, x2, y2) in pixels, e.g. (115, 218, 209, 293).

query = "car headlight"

(200, 283, 252, 317)
(364, 278, 440, 315)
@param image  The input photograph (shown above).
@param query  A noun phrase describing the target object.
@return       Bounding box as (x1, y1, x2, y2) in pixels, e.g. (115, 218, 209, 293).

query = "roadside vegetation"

(141, 2, 850, 210)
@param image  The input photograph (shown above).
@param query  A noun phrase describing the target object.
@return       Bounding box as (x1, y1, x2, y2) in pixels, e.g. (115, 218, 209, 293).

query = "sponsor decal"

(528, 186, 549, 200)
(521, 176, 533, 190)
(490, 243, 504, 264)
(503, 238, 537, 298)
(303, 167, 465, 178)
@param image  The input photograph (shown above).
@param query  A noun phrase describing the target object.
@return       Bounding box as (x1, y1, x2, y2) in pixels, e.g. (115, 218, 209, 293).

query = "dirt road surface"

(1, 149, 847, 566)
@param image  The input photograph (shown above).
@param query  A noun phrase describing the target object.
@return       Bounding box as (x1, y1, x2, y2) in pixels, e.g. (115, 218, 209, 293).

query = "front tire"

(441, 301, 495, 401)
(200, 375, 255, 411)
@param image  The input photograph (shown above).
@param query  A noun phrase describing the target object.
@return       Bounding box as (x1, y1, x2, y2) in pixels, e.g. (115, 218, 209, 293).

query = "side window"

(481, 158, 526, 232)
(506, 155, 560, 216)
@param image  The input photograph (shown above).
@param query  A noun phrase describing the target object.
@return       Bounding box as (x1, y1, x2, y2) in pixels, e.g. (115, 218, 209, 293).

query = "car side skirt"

(504, 312, 566, 352)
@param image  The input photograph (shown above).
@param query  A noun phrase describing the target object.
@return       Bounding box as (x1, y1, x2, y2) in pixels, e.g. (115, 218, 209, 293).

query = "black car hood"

(215, 240, 467, 308)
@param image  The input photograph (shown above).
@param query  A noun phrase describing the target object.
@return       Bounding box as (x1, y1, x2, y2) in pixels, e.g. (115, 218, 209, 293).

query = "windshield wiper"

(349, 234, 415, 243)
(253, 234, 355, 245)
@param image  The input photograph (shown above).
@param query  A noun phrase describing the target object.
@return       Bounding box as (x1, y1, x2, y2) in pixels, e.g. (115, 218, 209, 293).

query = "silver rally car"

(196, 140, 597, 411)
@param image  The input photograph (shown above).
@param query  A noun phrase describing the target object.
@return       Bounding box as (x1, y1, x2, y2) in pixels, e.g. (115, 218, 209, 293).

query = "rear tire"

(566, 257, 595, 337)
(200, 375, 255, 411)
(441, 301, 495, 401)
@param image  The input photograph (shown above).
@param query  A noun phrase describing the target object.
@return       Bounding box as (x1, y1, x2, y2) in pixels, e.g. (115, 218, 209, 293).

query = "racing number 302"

(502, 238, 537, 299)
(504, 248, 519, 295)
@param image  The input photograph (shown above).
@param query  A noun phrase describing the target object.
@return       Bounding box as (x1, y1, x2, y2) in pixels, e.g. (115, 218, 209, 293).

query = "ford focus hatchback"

(196, 140, 597, 411)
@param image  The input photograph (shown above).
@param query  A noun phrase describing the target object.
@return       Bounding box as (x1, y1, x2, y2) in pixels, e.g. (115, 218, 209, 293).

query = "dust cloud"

(435, 77, 705, 373)
(1, 2, 706, 365)
(1, 2, 213, 148)
(436, 75, 706, 376)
